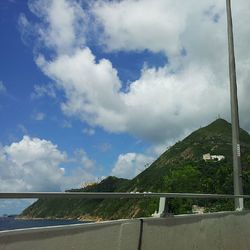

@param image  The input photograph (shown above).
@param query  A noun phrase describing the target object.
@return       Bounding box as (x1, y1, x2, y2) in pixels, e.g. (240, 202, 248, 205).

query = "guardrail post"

(158, 197, 170, 217)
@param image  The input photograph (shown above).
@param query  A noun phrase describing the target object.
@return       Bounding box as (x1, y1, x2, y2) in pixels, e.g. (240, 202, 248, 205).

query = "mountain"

(21, 119, 250, 220)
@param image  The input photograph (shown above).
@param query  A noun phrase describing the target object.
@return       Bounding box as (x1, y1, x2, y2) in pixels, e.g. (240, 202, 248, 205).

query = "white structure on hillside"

(192, 205, 205, 214)
(203, 153, 225, 161)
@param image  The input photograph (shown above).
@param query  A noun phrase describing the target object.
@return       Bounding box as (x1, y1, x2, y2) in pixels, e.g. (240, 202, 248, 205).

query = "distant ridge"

(22, 119, 250, 220)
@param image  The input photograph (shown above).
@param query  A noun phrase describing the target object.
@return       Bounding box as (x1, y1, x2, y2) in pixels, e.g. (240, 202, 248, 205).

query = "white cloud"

(28, 0, 87, 54)
(73, 148, 95, 170)
(0, 136, 66, 192)
(38, 48, 229, 143)
(33, 112, 46, 121)
(18, 13, 34, 45)
(111, 152, 154, 179)
(123, 64, 229, 141)
(0, 81, 6, 94)
(0, 136, 96, 192)
(20, 0, 250, 146)
(36, 48, 126, 131)
(31, 83, 56, 99)
(17, 124, 28, 134)
(91, 0, 250, 137)
(92, 0, 189, 56)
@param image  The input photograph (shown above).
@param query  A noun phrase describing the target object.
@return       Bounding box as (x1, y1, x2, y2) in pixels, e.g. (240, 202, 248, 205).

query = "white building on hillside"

(203, 153, 212, 161)
(203, 153, 225, 161)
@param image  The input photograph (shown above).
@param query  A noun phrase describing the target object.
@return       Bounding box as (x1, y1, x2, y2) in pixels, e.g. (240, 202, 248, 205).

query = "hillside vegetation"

(21, 119, 250, 220)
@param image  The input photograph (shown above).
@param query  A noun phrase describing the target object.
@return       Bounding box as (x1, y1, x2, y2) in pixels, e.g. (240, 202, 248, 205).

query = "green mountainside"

(21, 119, 250, 220)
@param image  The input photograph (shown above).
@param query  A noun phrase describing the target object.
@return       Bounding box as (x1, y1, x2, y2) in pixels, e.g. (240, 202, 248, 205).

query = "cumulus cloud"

(20, 0, 250, 146)
(92, 0, 189, 55)
(28, 0, 87, 54)
(37, 48, 229, 142)
(92, 1, 225, 59)
(111, 152, 154, 179)
(0, 136, 66, 191)
(0, 136, 96, 192)
(93, 0, 249, 137)
(36, 48, 125, 131)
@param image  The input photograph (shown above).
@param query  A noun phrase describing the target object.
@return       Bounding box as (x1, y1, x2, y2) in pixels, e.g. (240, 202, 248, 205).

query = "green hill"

(21, 119, 250, 220)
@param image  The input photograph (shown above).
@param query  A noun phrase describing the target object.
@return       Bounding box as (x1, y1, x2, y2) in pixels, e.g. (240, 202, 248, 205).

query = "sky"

(0, 0, 250, 214)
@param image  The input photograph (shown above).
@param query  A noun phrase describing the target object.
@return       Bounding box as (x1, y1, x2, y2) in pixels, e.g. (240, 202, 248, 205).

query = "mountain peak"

(183, 118, 232, 143)
(194, 118, 250, 143)
(149, 118, 250, 172)
(210, 118, 230, 126)
(204, 118, 230, 130)
(196, 118, 231, 136)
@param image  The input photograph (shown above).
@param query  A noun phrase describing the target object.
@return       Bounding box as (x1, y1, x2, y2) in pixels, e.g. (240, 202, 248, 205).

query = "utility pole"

(226, 0, 244, 210)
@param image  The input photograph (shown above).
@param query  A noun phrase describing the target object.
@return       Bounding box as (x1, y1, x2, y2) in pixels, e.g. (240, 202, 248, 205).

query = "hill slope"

(22, 119, 250, 219)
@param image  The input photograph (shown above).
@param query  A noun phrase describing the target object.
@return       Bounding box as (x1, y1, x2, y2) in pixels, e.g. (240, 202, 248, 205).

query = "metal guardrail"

(1, 192, 250, 199)
(1, 192, 249, 217)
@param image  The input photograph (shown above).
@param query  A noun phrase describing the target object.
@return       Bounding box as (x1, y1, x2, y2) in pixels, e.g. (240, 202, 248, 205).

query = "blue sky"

(0, 0, 250, 214)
